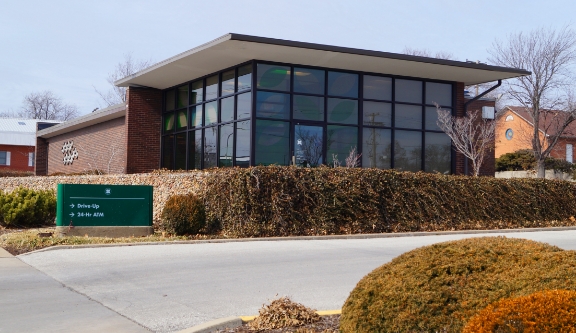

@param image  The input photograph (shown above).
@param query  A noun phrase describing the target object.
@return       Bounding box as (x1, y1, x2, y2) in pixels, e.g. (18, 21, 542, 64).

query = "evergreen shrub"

(496, 149, 576, 173)
(339, 237, 576, 333)
(0, 187, 56, 227)
(201, 166, 576, 237)
(160, 193, 206, 235)
(463, 289, 576, 333)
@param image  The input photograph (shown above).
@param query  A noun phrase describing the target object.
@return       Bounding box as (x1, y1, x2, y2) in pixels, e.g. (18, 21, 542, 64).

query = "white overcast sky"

(1, 0, 575, 117)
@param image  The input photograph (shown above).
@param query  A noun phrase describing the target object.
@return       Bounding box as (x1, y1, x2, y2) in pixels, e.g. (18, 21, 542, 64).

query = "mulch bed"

(216, 315, 340, 332)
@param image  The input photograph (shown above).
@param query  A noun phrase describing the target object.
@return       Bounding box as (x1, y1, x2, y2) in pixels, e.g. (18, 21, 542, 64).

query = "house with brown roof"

(495, 106, 576, 162)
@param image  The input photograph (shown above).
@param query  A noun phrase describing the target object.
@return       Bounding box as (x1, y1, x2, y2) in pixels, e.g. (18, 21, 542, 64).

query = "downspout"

(462, 79, 502, 175)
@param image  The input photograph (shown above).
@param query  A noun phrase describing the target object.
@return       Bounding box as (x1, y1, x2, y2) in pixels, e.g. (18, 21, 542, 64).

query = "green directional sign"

(56, 184, 153, 227)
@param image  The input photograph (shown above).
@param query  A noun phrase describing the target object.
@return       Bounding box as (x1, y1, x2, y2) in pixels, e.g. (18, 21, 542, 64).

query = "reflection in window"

(206, 75, 219, 100)
(363, 76, 392, 101)
(238, 64, 252, 91)
(163, 113, 175, 133)
(175, 133, 187, 170)
(394, 130, 422, 172)
(395, 104, 422, 129)
(256, 91, 290, 119)
(328, 71, 358, 98)
(191, 81, 203, 104)
(162, 135, 174, 169)
(425, 106, 443, 131)
(327, 98, 358, 124)
(176, 110, 187, 130)
(221, 70, 235, 96)
(255, 120, 290, 165)
(237, 92, 251, 119)
(293, 95, 324, 121)
(426, 82, 452, 106)
(204, 101, 218, 125)
(221, 96, 234, 123)
(257, 64, 290, 91)
(395, 79, 422, 104)
(363, 101, 391, 127)
(294, 67, 325, 95)
(165, 90, 175, 111)
(190, 105, 202, 128)
(362, 128, 391, 169)
(425, 132, 451, 174)
(295, 125, 323, 167)
(219, 124, 234, 167)
(177, 85, 188, 108)
(204, 127, 217, 168)
(236, 120, 250, 167)
(327, 125, 358, 166)
(188, 130, 202, 169)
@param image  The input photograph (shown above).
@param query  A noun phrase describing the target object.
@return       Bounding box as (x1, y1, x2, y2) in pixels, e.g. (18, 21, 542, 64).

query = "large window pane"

(205, 101, 218, 125)
(177, 85, 188, 108)
(219, 123, 234, 167)
(162, 135, 174, 169)
(328, 71, 358, 98)
(293, 67, 325, 95)
(395, 104, 422, 129)
(425, 132, 451, 174)
(221, 69, 235, 96)
(190, 105, 202, 128)
(327, 125, 358, 166)
(191, 81, 203, 104)
(206, 75, 219, 100)
(426, 82, 452, 106)
(363, 101, 391, 127)
(257, 64, 290, 91)
(395, 79, 422, 104)
(255, 120, 290, 165)
(425, 106, 445, 131)
(188, 130, 202, 170)
(175, 133, 187, 170)
(363, 75, 392, 101)
(293, 95, 324, 121)
(327, 98, 358, 124)
(236, 120, 251, 167)
(394, 130, 422, 172)
(176, 110, 187, 130)
(237, 92, 251, 119)
(238, 64, 252, 91)
(163, 113, 175, 133)
(165, 90, 175, 111)
(221, 96, 235, 123)
(204, 127, 217, 168)
(362, 128, 391, 169)
(256, 91, 290, 119)
(295, 124, 323, 167)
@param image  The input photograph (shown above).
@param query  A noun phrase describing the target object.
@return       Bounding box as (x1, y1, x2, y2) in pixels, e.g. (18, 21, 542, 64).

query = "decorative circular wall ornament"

(505, 128, 514, 140)
(61, 140, 79, 165)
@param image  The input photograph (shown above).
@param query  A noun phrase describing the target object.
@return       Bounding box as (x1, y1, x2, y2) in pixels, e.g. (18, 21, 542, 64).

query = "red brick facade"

(125, 87, 163, 173)
(0, 144, 35, 172)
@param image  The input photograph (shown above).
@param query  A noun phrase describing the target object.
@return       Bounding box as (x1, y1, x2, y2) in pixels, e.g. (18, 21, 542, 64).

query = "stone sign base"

(56, 226, 154, 238)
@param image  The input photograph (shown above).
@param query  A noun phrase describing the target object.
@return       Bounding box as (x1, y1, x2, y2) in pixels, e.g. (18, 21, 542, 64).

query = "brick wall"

(35, 138, 48, 175)
(0, 144, 35, 172)
(125, 87, 162, 174)
(45, 117, 126, 175)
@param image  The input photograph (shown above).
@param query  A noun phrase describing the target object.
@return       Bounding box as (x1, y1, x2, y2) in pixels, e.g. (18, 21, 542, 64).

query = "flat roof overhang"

(116, 34, 530, 89)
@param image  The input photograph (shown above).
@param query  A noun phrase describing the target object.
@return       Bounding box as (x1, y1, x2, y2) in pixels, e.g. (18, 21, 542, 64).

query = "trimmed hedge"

(0, 187, 56, 227)
(340, 237, 576, 333)
(160, 193, 206, 235)
(463, 289, 576, 333)
(201, 166, 576, 237)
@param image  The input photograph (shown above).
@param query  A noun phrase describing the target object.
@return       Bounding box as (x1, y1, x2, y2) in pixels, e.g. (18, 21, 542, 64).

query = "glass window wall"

(257, 64, 290, 91)
(328, 71, 358, 98)
(294, 67, 325, 95)
(205, 75, 219, 101)
(363, 76, 392, 101)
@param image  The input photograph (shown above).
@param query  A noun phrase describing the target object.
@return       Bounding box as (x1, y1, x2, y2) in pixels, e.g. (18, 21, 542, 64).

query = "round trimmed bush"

(0, 188, 56, 227)
(463, 289, 576, 333)
(340, 237, 576, 333)
(160, 193, 206, 235)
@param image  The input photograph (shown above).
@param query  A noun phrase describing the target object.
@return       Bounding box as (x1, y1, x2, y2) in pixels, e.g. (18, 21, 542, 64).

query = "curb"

(176, 310, 342, 333)
(0, 247, 14, 258)
(17, 225, 576, 256)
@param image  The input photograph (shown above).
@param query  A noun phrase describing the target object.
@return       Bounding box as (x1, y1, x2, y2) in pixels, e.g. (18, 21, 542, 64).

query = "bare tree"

(95, 53, 152, 106)
(436, 106, 495, 176)
(402, 47, 455, 60)
(488, 26, 576, 178)
(20, 91, 78, 120)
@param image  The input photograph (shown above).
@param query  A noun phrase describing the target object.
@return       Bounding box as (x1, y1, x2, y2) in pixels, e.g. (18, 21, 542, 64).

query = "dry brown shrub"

(463, 289, 576, 333)
(248, 297, 320, 331)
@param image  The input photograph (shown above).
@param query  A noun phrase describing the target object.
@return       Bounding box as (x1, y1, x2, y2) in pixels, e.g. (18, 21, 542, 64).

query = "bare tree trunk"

(536, 159, 546, 178)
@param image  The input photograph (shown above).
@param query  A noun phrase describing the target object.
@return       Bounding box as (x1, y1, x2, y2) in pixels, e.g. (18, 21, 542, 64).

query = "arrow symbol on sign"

(70, 204, 75, 208)
(69, 213, 75, 217)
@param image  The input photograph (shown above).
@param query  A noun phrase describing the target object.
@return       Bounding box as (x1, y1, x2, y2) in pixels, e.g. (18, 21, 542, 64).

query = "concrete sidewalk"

(0, 247, 149, 333)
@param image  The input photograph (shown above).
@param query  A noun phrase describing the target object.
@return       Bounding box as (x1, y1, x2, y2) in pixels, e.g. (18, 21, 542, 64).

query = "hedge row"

(201, 166, 576, 237)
